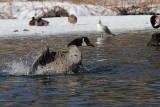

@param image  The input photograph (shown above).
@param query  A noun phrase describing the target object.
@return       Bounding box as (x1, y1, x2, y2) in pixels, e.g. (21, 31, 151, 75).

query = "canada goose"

(150, 15, 160, 29)
(97, 20, 115, 37)
(35, 18, 49, 26)
(30, 37, 94, 74)
(29, 17, 36, 26)
(68, 14, 77, 26)
(147, 33, 160, 46)
(29, 17, 49, 26)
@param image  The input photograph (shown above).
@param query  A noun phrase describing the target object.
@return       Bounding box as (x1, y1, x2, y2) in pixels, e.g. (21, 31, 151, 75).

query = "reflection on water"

(0, 31, 160, 106)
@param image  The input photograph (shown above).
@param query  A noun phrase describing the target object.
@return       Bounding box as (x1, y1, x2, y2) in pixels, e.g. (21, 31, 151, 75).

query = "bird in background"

(29, 17, 49, 26)
(97, 19, 115, 37)
(68, 14, 77, 26)
(35, 17, 49, 26)
(29, 17, 36, 26)
(150, 15, 160, 29)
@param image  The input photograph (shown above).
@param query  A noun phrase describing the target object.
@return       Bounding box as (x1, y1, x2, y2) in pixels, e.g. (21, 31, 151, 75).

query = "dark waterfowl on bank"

(150, 15, 160, 29)
(35, 18, 49, 26)
(29, 17, 36, 26)
(29, 17, 49, 26)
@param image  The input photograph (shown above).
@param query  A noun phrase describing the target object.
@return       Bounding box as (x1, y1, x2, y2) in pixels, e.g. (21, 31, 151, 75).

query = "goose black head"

(68, 37, 94, 47)
(29, 17, 36, 25)
(32, 17, 35, 20)
(37, 18, 42, 22)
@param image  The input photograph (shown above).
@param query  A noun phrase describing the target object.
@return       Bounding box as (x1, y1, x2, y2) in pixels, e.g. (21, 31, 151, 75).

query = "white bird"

(30, 37, 94, 74)
(97, 20, 115, 37)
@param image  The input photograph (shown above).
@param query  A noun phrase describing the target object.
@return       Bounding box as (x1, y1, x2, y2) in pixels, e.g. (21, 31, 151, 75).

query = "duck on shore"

(29, 17, 49, 26)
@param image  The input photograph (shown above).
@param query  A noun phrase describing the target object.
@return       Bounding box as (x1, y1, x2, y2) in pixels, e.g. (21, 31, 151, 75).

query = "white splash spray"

(2, 61, 30, 76)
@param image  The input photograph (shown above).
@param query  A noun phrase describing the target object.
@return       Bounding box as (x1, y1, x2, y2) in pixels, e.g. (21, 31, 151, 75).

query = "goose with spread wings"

(30, 37, 94, 74)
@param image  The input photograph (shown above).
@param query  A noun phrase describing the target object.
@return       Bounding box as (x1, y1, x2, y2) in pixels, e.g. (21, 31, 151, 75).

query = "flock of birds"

(28, 14, 160, 75)
(29, 14, 114, 36)
(29, 17, 49, 26)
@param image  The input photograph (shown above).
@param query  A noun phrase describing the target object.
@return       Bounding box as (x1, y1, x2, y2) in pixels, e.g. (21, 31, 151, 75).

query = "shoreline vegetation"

(0, 0, 159, 19)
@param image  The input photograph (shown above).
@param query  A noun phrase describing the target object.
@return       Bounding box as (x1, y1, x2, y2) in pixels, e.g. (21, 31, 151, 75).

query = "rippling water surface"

(0, 31, 160, 107)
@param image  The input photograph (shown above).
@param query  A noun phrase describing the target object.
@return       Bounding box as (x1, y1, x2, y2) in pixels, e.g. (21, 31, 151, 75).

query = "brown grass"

(70, 0, 97, 4)
(0, 0, 159, 17)
(40, 6, 69, 18)
(29, 0, 160, 5)
(0, 0, 160, 5)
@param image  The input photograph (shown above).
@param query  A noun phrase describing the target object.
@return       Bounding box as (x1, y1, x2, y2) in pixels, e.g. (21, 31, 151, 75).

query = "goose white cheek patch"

(81, 38, 87, 46)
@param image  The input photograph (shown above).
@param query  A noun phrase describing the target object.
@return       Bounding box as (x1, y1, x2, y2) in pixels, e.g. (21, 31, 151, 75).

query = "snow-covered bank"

(0, 1, 116, 19)
(0, 15, 154, 38)
(1, 1, 160, 19)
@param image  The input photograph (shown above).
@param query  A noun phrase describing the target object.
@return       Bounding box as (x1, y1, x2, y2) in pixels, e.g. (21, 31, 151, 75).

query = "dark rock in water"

(147, 33, 160, 46)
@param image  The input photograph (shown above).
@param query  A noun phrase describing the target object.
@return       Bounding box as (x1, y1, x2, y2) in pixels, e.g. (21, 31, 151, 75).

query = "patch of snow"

(0, 15, 154, 38)
(0, 1, 116, 19)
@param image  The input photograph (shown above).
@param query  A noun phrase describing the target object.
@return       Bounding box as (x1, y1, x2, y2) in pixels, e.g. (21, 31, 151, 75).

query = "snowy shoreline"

(0, 15, 156, 38)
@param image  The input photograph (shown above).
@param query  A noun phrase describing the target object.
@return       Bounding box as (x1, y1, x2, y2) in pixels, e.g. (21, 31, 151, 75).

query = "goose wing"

(31, 46, 55, 73)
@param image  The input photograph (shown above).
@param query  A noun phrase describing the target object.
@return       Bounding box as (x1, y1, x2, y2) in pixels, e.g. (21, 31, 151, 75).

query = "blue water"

(0, 32, 160, 107)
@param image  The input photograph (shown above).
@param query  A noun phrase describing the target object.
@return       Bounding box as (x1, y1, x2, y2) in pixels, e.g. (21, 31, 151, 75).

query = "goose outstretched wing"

(31, 46, 55, 73)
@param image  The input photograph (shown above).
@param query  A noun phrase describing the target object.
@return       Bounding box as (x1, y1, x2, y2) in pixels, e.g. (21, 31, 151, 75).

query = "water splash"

(2, 61, 30, 76)
(34, 66, 48, 75)
(1, 60, 51, 76)
(1, 60, 110, 76)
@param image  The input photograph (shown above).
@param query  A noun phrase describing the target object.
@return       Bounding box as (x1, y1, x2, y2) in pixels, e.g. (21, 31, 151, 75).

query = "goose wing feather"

(31, 46, 50, 73)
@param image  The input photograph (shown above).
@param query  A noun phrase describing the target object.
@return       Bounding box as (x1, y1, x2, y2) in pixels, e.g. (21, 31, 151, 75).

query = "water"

(0, 31, 160, 107)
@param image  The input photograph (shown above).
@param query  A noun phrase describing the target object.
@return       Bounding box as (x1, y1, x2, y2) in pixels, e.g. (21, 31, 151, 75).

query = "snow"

(0, 15, 154, 38)
(0, 1, 116, 19)
(0, 1, 156, 38)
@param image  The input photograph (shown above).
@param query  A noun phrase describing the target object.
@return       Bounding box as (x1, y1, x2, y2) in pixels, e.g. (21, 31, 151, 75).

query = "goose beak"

(88, 43, 94, 47)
